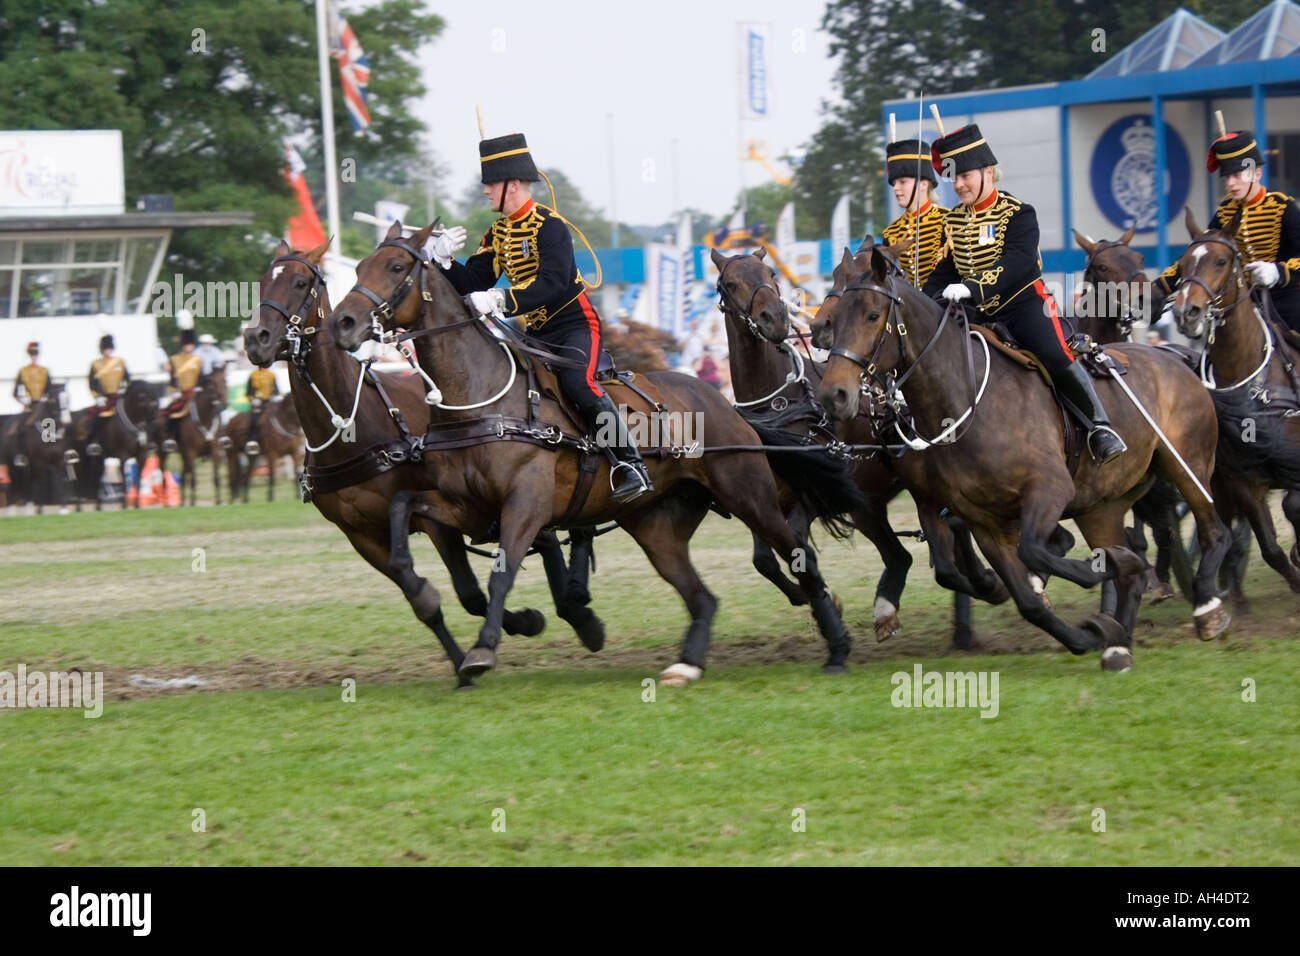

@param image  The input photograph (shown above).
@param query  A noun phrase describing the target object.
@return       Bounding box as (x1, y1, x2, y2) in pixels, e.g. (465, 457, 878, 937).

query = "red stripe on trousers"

(577, 292, 602, 396)
(1034, 279, 1074, 362)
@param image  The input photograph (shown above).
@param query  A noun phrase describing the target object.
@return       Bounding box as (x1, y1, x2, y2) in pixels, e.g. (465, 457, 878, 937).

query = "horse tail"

(743, 417, 866, 540)
(1211, 388, 1300, 488)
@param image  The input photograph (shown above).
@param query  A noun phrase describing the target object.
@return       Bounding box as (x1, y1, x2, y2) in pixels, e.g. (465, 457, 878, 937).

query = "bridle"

(346, 239, 434, 344)
(716, 255, 783, 340)
(1082, 240, 1148, 336)
(259, 254, 328, 361)
(716, 255, 813, 409)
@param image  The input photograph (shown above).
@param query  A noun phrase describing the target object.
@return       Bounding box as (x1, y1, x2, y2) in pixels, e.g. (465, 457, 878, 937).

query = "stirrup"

(1086, 425, 1127, 464)
(161, 439, 178, 454)
(13, 454, 28, 467)
(609, 461, 651, 501)
(244, 440, 261, 456)
(86, 442, 103, 456)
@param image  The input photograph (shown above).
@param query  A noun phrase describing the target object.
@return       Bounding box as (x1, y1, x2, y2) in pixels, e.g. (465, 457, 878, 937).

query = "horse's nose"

(335, 312, 356, 335)
(821, 384, 850, 420)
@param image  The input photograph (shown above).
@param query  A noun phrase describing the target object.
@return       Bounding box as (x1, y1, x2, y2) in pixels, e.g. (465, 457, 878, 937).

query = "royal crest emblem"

(1110, 121, 1157, 230)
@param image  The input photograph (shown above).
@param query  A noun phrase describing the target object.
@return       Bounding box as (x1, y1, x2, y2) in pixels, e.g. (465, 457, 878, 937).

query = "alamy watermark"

(0, 665, 103, 718)
(151, 274, 260, 320)
(594, 404, 704, 457)
(890, 664, 999, 718)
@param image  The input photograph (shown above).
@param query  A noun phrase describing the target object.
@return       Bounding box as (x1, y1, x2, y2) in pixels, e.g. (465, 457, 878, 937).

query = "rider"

(922, 124, 1127, 465)
(162, 329, 202, 451)
(12, 342, 49, 466)
(245, 365, 279, 454)
(881, 138, 948, 288)
(1154, 129, 1300, 334)
(429, 132, 653, 502)
(87, 334, 130, 457)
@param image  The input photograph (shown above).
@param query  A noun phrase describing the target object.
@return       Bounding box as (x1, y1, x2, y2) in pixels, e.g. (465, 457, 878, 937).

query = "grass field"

(2, 492, 1298, 865)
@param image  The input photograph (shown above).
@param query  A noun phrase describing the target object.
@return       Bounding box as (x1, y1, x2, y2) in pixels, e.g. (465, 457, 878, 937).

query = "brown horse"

(327, 222, 854, 685)
(815, 241, 1232, 671)
(244, 241, 606, 689)
(220, 395, 306, 502)
(156, 367, 226, 506)
(2, 384, 75, 512)
(66, 380, 160, 510)
(1167, 205, 1300, 597)
(714, 247, 1002, 648)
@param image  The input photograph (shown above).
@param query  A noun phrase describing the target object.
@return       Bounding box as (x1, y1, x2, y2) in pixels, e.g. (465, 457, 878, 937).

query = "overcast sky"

(416, 0, 840, 226)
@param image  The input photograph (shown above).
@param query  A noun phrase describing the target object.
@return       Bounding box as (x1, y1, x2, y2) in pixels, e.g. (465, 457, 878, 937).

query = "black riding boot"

(584, 394, 653, 502)
(1056, 361, 1127, 464)
(245, 406, 262, 456)
(87, 415, 104, 457)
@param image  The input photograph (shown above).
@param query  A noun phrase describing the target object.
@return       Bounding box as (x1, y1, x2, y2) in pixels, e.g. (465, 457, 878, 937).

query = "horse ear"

(1119, 225, 1136, 245)
(885, 238, 913, 259)
(840, 247, 854, 270)
(1222, 204, 1244, 238)
(753, 245, 767, 261)
(855, 235, 875, 255)
(273, 240, 290, 258)
(710, 247, 727, 270)
(870, 246, 889, 282)
(1184, 206, 1202, 239)
(412, 221, 435, 247)
(385, 220, 403, 241)
(1072, 229, 1097, 254)
(305, 239, 330, 265)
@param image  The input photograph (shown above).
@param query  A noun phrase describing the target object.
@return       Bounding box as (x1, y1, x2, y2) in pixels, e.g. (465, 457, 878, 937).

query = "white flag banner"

(831, 193, 850, 258)
(676, 211, 694, 286)
(374, 200, 410, 242)
(645, 243, 685, 337)
(738, 23, 771, 121)
(775, 202, 796, 299)
(727, 208, 746, 234)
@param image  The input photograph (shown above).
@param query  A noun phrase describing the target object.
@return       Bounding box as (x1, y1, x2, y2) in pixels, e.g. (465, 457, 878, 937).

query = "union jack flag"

(330, 5, 371, 132)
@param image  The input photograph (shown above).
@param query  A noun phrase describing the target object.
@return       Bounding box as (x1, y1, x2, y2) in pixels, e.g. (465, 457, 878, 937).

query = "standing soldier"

(430, 132, 653, 501)
(922, 123, 1126, 464)
(1154, 128, 1300, 333)
(162, 329, 202, 452)
(244, 365, 279, 455)
(11, 342, 49, 466)
(87, 334, 130, 457)
(881, 138, 948, 288)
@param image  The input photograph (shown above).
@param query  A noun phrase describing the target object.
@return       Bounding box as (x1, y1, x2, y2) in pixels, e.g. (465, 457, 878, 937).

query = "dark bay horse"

(815, 242, 1232, 671)
(715, 247, 991, 648)
(220, 395, 306, 502)
(1168, 205, 1300, 597)
(68, 380, 160, 510)
(2, 384, 74, 512)
(328, 221, 854, 686)
(244, 240, 604, 689)
(156, 367, 226, 506)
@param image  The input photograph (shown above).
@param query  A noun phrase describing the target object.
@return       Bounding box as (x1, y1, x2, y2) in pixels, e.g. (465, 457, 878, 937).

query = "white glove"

(94, 396, 107, 407)
(19, 396, 31, 408)
(1248, 260, 1280, 288)
(942, 283, 972, 303)
(468, 289, 506, 317)
(423, 226, 467, 269)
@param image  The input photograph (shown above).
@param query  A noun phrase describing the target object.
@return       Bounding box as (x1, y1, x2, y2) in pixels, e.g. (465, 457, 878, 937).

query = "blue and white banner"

(645, 243, 686, 338)
(831, 194, 850, 257)
(738, 23, 771, 121)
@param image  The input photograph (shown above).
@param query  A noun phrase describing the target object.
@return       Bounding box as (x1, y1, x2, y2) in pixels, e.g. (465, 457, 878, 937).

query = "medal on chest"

(978, 222, 995, 246)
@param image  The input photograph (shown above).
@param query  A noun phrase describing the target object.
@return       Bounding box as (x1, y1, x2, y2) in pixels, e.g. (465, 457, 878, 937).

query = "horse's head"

(245, 239, 330, 366)
(816, 240, 907, 421)
(328, 220, 437, 352)
(201, 366, 227, 415)
(811, 237, 911, 351)
(1073, 226, 1149, 333)
(711, 247, 788, 343)
(1170, 205, 1246, 339)
(124, 380, 160, 422)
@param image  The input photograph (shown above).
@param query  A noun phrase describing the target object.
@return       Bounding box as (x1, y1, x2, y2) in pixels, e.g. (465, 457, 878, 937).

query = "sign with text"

(0, 131, 125, 217)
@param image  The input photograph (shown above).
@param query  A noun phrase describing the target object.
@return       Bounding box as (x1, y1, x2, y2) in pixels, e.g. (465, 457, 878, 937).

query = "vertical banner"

(738, 23, 771, 121)
(775, 201, 796, 297)
(645, 243, 684, 337)
(727, 208, 746, 233)
(374, 200, 409, 242)
(676, 211, 694, 331)
(830, 193, 850, 257)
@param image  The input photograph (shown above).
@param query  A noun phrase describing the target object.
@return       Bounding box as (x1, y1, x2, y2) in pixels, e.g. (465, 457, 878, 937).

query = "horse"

(244, 240, 608, 689)
(327, 221, 855, 686)
(2, 384, 75, 512)
(220, 394, 306, 503)
(714, 246, 999, 649)
(1167, 204, 1300, 598)
(814, 240, 1232, 671)
(156, 366, 226, 506)
(67, 380, 160, 510)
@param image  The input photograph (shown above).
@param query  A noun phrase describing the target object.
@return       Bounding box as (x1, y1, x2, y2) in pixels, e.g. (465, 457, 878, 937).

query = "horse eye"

(868, 310, 881, 322)
(1216, 258, 1227, 267)
(391, 262, 404, 272)
(294, 277, 306, 288)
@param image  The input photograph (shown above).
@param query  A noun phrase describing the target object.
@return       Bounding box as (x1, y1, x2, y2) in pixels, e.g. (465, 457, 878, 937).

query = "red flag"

(282, 141, 326, 251)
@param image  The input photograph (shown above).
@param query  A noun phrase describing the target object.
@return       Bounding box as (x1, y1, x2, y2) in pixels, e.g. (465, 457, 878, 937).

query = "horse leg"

(1233, 479, 1300, 593)
(752, 533, 808, 607)
(851, 496, 914, 643)
(426, 520, 551, 639)
(617, 496, 717, 685)
(1282, 488, 1300, 572)
(1073, 505, 1147, 672)
(564, 525, 596, 608)
(267, 453, 275, 503)
(531, 529, 606, 651)
(1016, 486, 1142, 589)
(376, 491, 471, 688)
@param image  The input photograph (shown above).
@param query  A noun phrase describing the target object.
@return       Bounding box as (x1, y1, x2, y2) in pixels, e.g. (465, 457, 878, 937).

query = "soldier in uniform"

(11, 342, 49, 466)
(1154, 129, 1300, 333)
(881, 138, 947, 288)
(162, 329, 202, 450)
(245, 365, 279, 455)
(429, 132, 653, 501)
(87, 334, 130, 456)
(922, 124, 1126, 464)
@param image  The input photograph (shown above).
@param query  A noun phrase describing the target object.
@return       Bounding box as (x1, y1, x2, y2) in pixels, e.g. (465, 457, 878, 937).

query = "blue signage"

(1089, 114, 1190, 233)
(747, 30, 768, 116)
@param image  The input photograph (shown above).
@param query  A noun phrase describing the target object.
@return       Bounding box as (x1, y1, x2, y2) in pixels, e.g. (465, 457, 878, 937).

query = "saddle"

(526, 346, 663, 438)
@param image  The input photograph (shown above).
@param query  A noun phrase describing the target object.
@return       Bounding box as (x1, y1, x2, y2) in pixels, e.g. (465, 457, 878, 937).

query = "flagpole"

(316, 0, 342, 259)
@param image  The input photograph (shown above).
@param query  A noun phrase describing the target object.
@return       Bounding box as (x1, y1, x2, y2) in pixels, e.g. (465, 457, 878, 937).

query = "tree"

(0, 0, 443, 343)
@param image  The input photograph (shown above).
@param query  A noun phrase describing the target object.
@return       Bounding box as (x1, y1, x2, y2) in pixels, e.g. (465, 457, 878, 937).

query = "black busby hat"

(179, 329, 197, 347)
(1207, 131, 1264, 176)
(887, 139, 936, 185)
(99, 334, 115, 351)
(479, 133, 540, 184)
(931, 124, 998, 178)
(27, 341, 39, 354)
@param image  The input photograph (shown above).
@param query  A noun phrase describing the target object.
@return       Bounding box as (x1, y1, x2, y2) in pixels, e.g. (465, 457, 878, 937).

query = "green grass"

(2, 496, 1299, 865)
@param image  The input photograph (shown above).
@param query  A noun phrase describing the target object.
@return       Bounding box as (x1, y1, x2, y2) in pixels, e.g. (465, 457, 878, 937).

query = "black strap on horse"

(1082, 240, 1148, 336)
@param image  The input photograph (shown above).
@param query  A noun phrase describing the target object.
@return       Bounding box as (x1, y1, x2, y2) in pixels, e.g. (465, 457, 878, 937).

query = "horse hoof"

(1100, 646, 1133, 673)
(821, 662, 848, 676)
(1148, 581, 1176, 605)
(659, 662, 702, 687)
(1194, 599, 1231, 641)
(874, 612, 900, 644)
(951, 627, 974, 651)
(1080, 612, 1127, 649)
(575, 613, 605, 653)
(512, 609, 546, 637)
(458, 648, 496, 678)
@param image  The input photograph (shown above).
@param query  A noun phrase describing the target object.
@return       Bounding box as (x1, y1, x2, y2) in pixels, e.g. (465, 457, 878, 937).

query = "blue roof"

(1186, 0, 1300, 67)
(1087, 8, 1225, 79)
